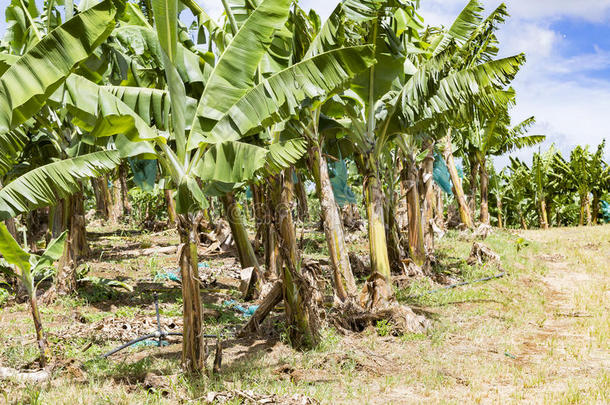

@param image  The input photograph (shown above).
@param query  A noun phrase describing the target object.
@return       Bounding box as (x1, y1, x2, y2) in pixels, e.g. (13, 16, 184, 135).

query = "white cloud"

(414, 0, 610, 23)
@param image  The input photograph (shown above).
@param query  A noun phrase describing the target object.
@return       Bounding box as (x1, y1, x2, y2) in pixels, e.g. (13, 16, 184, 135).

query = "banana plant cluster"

(491, 141, 609, 229)
(0, 0, 547, 372)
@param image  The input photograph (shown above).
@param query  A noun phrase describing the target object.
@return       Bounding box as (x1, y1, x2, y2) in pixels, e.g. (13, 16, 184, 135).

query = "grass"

(0, 224, 609, 404)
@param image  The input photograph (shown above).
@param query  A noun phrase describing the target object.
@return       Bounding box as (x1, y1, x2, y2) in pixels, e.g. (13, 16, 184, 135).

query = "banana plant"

(325, 0, 526, 303)
(0, 224, 66, 367)
(531, 145, 560, 228)
(459, 91, 543, 224)
(589, 141, 609, 224)
(554, 146, 597, 226)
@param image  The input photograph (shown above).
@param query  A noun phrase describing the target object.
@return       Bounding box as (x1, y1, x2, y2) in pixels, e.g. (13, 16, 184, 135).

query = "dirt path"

(513, 227, 610, 402)
(372, 226, 610, 404)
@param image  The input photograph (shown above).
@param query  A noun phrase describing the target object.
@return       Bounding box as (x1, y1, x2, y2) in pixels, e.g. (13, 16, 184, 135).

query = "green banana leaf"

(190, 45, 376, 148)
(0, 150, 121, 220)
(188, 0, 292, 142)
(0, 0, 117, 133)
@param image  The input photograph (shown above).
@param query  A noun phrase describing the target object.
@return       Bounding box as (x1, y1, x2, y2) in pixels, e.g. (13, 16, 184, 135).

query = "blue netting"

(601, 200, 610, 223)
(328, 159, 357, 207)
(433, 152, 453, 195)
(128, 158, 157, 191)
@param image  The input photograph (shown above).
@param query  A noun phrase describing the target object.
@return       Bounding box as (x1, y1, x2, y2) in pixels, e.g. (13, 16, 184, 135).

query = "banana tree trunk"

(404, 160, 425, 267)
(55, 190, 89, 297)
(308, 143, 357, 301)
(29, 293, 48, 367)
(177, 213, 205, 373)
(5, 218, 19, 242)
(520, 213, 528, 230)
(263, 184, 282, 279)
(362, 160, 392, 284)
(421, 144, 435, 257)
(119, 163, 131, 215)
(585, 194, 591, 226)
(497, 197, 503, 229)
(469, 157, 479, 218)
(578, 194, 591, 226)
(294, 172, 309, 222)
(110, 175, 122, 223)
(592, 193, 600, 225)
(540, 198, 549, 229)
(222, 192, 261, 300)
(251, 183, 264, 248)
(270, 172, 319, 349)
(165, 189, 177, 226)
(442, 134, 473, 228)
(479, 161, 490, 225)
(435, 185, 445, 228)
(92, 177, 112, 220)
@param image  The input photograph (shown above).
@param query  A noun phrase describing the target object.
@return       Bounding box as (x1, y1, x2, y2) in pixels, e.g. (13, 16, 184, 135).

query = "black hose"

(101, 333, 157, 358)
(101, 332, 220, 358)
(405, 272, 506, 299)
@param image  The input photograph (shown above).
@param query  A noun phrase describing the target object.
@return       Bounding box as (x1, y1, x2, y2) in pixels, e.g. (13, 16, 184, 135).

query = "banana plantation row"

(0, 0, 607, 374)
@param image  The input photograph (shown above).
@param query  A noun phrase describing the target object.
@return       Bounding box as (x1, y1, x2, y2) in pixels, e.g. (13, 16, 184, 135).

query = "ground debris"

(0, 366, 51, 383)
(53, 315, 183, 342)
(467, 242, 500, 266)
(203, 390, 319, 404)
(473, 223, 493, 239)
(273, 364, 333, 384)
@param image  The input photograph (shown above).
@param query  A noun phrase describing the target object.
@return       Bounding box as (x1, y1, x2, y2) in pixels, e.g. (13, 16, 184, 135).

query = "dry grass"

(0, 225, 609, 404)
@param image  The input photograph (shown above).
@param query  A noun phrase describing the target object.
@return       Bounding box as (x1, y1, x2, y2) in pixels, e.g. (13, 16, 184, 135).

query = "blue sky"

(2, 0, 609, 166)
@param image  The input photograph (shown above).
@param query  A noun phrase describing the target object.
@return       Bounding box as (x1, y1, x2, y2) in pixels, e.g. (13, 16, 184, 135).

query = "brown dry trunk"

(479, 161, 490, 225)
(540, 198, 549, 229)
(119, 163, 131, 215)
(177, 213, 205, 373)
(397, 160, 409, 232)
(110, 175, 123, 223)
(520, 214, 528, 230)
(421, 144, 435, 256)
(269, 172, 319, 349)
(165, 189, 177, 226)
(5, 218, 19, 242)
(497, 197, 503, 229)
(251, 183, 264, 247)
(92, 177, 112, 220)
(469, 158, 479, 217)
(309, 143, 357, 301)
(294, 172, 309, 222)
(54, 190, 89, 297)
(435, 185, 444, 228)
(404, 159, 425, 267)
(442, 133, 473, 228)
(263, 183, 282, 279)
(222, 192, 261, 300)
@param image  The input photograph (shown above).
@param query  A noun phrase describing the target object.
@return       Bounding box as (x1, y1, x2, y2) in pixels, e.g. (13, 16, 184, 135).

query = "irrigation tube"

(406, 272, 507, 299)
(101, 292, 219, 358)
(101, 332, 217, 358)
